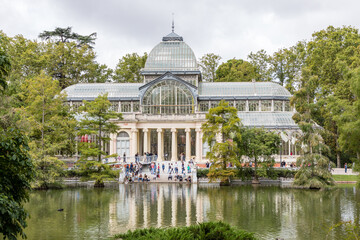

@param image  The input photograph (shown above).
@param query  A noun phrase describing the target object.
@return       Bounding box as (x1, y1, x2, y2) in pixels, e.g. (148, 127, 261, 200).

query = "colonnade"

(140, 127, 202, 161)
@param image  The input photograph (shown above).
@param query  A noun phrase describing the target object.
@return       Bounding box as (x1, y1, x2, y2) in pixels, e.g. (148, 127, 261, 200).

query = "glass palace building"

(64, 30, 300, 163)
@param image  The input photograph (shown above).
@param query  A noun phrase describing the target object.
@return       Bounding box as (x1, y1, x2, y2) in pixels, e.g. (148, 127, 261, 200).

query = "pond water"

(24, 184, 359, 240)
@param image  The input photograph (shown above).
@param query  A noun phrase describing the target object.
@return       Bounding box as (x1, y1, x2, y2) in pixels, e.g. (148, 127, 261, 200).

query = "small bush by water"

(113, 221, 256, 240)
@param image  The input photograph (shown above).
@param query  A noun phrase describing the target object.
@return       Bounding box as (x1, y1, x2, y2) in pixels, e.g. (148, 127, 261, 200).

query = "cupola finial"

(172, 13, 174, 33)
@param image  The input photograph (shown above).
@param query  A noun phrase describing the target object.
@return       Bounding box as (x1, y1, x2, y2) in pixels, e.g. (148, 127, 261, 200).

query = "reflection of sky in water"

(25, 184, 358, 240)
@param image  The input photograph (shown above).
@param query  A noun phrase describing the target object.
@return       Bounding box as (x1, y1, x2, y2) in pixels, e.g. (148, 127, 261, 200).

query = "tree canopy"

(198, 53, 221, 82)
(202, 100, 242, 184)
(215, 59, 257, 82)
(113, 53, 147, 83)
(39, 26, 97, 48)
(0, 129, 35, 240)
(79, 94, 123, 162)
(237, 127, 280, 181)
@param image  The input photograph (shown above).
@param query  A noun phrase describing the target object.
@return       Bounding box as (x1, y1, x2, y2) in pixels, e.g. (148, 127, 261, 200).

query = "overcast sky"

(1, 0, 360, 69)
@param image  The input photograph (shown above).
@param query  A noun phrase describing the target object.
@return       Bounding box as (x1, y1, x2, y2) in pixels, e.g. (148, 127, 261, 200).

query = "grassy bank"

(333, 175, 358, 182)
(113, 221, 256, 240)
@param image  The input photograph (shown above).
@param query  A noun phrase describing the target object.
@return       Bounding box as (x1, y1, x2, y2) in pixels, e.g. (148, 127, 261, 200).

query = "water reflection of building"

(63, 25, 300, 163)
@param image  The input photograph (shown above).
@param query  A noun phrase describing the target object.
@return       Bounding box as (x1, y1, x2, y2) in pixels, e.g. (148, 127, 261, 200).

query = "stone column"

(171, 128, 177, 161)
(157, 128, 163, 161)
(143, 128, 148, 153)
(185, 128, 191, 161)
(195, 128, 201, 161)
(131, 128, 138, 161)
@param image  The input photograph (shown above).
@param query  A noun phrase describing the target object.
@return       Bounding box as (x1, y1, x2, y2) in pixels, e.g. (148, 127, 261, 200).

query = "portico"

(110, 123, 204, 162)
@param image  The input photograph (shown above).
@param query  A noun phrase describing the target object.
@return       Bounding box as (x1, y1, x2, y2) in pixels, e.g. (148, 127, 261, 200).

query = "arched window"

(142, 80, 195, 115)
(117, 131, 130, 157)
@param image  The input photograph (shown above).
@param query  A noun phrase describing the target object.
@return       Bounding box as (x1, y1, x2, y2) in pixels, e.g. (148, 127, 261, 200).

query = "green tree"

(237, 127, 280, 182)
(201, 100, 242, 184)
(79, 93, 122, 162)
(0, 128, 35, 240)
(332, 67, 360, 172)
(2, 33, 109, 92)
(293, 26, 360, 167)
(215, 59, 257, 82)
(198, 53, 221, 82)
(38, 26, 97, 48)
(248, 49, 272, 82)
(113, 53, 147, 83)
(0, 35, 10, 92)
(293, 116, 335, 189)
(19, 72, 76, 187)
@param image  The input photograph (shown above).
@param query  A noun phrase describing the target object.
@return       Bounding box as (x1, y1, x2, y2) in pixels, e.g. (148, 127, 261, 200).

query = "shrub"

(113, 221, 256, 240)
(197, 168, 210, 178)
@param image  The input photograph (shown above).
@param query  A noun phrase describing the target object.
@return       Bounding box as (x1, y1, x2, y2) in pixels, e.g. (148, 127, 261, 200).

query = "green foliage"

(3, 32, 109, 91)
(215, 59, 257, 82)
(18, 72, 76, 188)
(32, 156, 65, 189)
(0, 35, 10, 92)
(327, 221, 360, 240)
(79, 93, 122, 161)
(113, 53, 147, 83)
(113, 221, 256, 240)
(198, 53, 221, 82)
(197, 168, 210, 178)
(248, 49, 272, 82)
(0, 128, 35, 240)
(237, 128, 280, 180)
(202, 100, 242, 183)
(294, 154, 335, 189)
(76, 161, 118, 187)
(38, 26, 97, 48)
(292, 26, 360, 167)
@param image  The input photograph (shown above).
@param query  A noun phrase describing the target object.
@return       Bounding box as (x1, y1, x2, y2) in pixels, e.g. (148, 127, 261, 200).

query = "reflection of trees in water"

(25, 184, 360, 239)
(292, 188, 344, 239)
(26, 188, 113, 239)
(198, 185, 284, 236)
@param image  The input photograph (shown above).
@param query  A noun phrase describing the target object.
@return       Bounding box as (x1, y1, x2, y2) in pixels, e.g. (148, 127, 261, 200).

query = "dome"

(143, 32, 198, 72)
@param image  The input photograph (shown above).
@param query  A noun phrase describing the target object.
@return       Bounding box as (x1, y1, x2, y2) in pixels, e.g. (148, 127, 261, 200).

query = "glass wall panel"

(142, 80, 194, 115)
(121, 101, 132, 112)
(210, 101, 219, 109)
(248, 100, 259, 111)
(177, 129, 186, 159)
(199, 101, 209, 112)
(109, 102, 119, 112)
(236, 101, 246, 111)
(274, 100, 283, 111)
(133, 102, 140, 112)
(261, 100, 271, 111)
(226, 101, 234, 107)
(284, 101, 291, 111)
(163, 129, 172, 161)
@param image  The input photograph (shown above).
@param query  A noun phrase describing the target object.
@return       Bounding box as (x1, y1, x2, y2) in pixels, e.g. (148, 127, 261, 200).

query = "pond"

(25, 184, 359, 240)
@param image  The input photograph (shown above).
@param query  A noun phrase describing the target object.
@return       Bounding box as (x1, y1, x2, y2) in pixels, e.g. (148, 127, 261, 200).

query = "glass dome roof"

(143, 32, 198, 72)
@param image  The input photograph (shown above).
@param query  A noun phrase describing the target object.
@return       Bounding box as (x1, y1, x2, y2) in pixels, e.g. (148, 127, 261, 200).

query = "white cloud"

(1, 0, 360, 68)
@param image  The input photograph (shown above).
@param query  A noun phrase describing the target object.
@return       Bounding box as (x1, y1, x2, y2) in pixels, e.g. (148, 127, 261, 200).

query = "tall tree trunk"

(336, 131, 341, 168)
